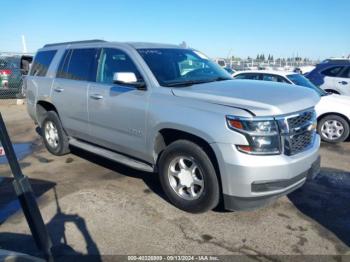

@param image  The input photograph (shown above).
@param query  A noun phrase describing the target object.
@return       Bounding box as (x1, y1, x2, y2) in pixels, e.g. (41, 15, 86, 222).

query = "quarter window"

(30, 50, 57, 76)
(321, 66, 344, 77)
(97, 48, 142, 84)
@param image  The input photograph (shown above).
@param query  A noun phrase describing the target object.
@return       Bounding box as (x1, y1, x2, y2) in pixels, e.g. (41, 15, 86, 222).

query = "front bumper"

(211, 134, 320, 211)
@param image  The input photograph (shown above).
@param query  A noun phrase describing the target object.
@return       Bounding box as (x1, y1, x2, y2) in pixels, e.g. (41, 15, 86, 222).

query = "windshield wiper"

(164, 79, 214, 87)
(164, 77, 231, 87)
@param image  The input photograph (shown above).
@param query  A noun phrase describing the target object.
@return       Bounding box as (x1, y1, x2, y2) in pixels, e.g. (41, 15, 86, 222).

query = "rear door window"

(56, 48, 99, 82)
(30, 50, 57, 76)
(56, 50, 71, 79)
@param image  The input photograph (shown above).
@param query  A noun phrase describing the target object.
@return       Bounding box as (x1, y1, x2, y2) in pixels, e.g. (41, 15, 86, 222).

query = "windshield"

(137, 48, 232, 87)
(287, 74, 327, 96)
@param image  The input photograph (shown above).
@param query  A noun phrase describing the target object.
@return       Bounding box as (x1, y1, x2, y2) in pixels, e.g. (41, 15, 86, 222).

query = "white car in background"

(233, 70, 350, 143)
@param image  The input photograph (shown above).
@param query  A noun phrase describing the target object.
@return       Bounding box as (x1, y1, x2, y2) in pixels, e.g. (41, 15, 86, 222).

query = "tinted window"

(97, 48, 142, 84)
(321, 66, 344, 77)
(235, 73, 260, 80)
(224, 67, 234, 74)
(339, 66, 350, 78)
(30, 50, 57, 76)
(56, 50, 71, 79)
(138, 48, 231, 86)
(262, 74, 289, 83)
(57, 48, 99, 81)
(287, 74, 327, 96)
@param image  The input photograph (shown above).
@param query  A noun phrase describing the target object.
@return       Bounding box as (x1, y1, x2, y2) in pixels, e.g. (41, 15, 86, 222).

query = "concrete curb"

(0, 99, 25, 106)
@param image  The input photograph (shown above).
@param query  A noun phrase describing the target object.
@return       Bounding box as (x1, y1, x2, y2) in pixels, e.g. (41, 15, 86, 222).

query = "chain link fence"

(0, 53, 33, 102)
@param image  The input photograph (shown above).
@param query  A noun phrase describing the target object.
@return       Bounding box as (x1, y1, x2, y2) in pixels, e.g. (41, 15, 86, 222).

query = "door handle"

(339, 81, 348, 85)
(54, 87, 64, 93)
(90, 94, 104, 100)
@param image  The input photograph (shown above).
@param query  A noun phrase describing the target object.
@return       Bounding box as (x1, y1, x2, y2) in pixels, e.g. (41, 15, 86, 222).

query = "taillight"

(0, 69, 12, 75)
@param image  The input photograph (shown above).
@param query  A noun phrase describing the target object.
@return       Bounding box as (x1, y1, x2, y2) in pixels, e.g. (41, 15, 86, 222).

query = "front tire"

(318, 115, 349, 143)
(42, 111, 70, 155)
(158, 140, 220, 213)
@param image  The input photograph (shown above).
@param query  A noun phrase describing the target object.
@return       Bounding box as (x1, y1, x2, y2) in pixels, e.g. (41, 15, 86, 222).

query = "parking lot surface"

(0, 103, 349, 258)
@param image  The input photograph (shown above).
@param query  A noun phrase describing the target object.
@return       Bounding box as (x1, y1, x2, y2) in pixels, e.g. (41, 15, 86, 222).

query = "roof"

(233, 70, 297, 77)
(319, 58, 350, 65)
(125, 42, 182, 49)
(43, 39, 106, 48)
(42, 40, 182, 50)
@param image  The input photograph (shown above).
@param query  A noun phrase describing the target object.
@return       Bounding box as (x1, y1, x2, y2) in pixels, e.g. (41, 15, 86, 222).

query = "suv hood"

(172, 80, 320, 116)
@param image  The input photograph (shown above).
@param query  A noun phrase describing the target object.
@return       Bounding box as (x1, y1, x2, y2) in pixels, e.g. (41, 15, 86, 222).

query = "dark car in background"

(306, 59, 350, 95)
(0, 55, 32, 98)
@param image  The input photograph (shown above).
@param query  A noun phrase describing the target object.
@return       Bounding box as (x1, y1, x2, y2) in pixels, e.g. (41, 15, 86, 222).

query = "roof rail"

(321, 58, 350, 64)
(43, 39, 106, 48)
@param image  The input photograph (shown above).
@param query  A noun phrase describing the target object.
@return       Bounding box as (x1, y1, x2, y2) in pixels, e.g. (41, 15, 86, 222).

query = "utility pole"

(22, 35, 28, 54)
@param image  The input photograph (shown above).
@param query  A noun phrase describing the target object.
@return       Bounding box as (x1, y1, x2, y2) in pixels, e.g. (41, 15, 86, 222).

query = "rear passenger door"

(332, 66, 350, 95)
(320, 66, 345, 92)
(88, 48, 149, 160)
(52, 48, 99, 140)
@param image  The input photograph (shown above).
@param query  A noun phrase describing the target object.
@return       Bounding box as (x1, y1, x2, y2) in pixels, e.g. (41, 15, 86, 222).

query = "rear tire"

(318, 115, 349, 143)
(41, 111, 70, 155)
(158, 140, 220, 213)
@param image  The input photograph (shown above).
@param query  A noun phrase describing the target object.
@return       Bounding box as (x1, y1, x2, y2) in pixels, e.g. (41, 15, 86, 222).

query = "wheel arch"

(317, 112, 350, 125)
(154, 128, 222, 192)
(36, 100, 58, 127)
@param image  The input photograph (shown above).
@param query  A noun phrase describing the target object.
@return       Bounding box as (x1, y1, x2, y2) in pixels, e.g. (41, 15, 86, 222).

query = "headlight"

(226, 116, 281, 155)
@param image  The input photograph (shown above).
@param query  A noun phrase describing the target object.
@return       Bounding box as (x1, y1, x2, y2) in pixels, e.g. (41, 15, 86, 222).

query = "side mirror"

(113, 72, 146, 90)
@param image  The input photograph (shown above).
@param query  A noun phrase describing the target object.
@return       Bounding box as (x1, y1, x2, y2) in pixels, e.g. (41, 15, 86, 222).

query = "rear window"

(30, 50, 57, 76)
(56, 48, 99, 81)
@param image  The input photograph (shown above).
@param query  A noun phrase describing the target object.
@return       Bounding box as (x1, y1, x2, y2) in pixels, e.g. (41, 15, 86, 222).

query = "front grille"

(289, 131, 313, 155)
(279, 110, 316, 156)
(287, 111, 314, 129)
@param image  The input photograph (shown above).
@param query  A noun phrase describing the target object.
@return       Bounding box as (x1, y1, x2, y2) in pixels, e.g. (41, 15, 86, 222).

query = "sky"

(1, 0, 349, 59)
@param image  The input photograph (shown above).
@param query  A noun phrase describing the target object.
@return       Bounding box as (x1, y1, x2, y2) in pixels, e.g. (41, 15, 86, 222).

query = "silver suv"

(25, 40, 321, 213)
